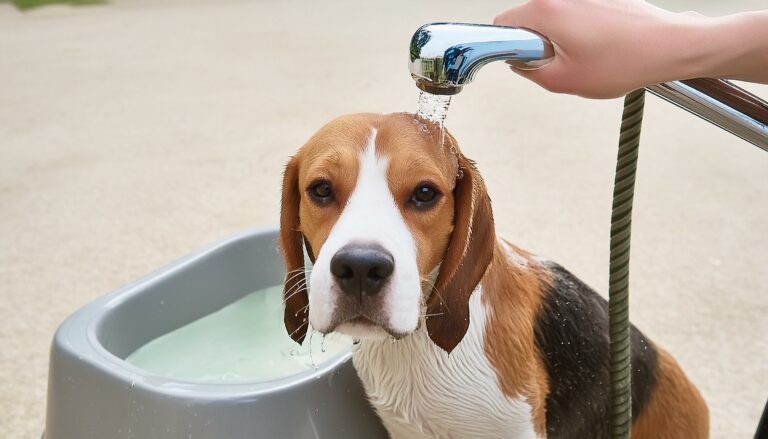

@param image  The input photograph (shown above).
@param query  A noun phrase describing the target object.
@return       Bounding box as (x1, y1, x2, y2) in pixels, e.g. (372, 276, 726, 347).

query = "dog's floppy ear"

(280, 157, 310, 344)
(426, 153, 495, 353)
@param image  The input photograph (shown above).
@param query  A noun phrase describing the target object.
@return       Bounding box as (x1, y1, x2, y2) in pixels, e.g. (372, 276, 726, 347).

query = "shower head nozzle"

(408, 23, 554, 95)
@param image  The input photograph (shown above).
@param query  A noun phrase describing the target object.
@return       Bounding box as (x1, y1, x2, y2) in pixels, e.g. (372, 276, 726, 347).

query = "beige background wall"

(1, 1, 766, 437)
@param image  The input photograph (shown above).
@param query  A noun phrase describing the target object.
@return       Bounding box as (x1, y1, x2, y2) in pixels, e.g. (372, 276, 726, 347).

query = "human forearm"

(691, 10, 768, 83)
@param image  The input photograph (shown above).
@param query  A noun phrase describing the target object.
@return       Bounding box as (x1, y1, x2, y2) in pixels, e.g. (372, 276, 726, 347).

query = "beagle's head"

(280, 113, 494, 353)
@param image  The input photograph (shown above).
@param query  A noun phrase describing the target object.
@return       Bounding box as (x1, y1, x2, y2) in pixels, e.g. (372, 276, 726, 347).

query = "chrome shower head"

(408, 22, 555, 95)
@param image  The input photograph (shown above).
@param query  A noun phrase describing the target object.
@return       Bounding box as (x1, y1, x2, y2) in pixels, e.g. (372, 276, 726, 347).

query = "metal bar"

(646, 79, 768, 151)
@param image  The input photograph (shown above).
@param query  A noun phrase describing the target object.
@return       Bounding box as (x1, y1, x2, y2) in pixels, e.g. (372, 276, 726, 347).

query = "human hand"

(494, 0, 768, 98)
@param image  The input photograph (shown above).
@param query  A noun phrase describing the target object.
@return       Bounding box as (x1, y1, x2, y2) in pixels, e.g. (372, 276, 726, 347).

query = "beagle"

(279, 112, 709, 438)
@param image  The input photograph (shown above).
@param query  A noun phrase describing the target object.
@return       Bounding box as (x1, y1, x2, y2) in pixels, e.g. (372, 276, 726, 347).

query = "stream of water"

(416, 91, 451, 125)
(416, 91, 452, 146)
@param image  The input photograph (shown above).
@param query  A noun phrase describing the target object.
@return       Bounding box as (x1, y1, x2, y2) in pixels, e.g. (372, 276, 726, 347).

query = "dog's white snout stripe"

(308, 129, 422, 335)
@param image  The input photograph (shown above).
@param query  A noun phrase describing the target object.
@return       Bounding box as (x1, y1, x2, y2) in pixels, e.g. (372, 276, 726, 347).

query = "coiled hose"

(609, 89, 645, 439)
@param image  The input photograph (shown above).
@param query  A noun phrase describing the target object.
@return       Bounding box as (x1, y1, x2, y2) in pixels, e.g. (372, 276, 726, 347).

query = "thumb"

(505, 56, 571, 95)
(505, 62, 546, 84)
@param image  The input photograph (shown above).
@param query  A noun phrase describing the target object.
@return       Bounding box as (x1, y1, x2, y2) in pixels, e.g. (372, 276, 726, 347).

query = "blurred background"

(1, 0, 766, 437)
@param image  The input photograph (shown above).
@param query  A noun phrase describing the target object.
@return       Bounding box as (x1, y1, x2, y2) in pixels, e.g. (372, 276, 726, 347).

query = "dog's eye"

(411, 184, 440, 208)
(309, 180, 333, 205)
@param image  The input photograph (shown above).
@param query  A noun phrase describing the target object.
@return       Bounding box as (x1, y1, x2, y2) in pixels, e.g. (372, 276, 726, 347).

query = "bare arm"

(493, 0, 768, 98)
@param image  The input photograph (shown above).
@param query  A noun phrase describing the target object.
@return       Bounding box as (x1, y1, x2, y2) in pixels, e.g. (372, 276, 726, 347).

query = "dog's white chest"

(352, 289, 540, 439)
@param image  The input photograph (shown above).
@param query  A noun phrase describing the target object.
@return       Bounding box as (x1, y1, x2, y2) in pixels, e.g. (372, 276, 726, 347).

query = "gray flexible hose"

(609, 89, 645, 438)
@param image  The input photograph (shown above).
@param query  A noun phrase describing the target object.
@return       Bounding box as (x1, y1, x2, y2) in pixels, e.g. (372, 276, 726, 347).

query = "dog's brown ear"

(426, 153, 495, 353)
(280, 157, 310, 344)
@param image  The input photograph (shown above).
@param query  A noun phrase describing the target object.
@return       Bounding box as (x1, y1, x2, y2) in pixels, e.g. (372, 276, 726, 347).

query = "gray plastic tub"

(44, 227, 387, 439)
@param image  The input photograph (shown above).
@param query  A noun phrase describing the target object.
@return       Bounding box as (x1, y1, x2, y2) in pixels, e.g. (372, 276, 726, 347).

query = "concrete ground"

(1, 0, 766, 437)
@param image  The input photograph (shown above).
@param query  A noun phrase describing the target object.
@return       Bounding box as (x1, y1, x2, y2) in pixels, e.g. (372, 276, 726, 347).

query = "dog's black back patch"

(534, 262, 658, 439)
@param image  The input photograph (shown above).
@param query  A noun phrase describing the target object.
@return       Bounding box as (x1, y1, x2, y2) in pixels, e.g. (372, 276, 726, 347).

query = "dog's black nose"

(330, 245, 394, 297)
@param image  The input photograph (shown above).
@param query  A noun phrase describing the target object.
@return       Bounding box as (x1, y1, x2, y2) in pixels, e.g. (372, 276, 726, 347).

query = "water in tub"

(126, 285, 351, 382)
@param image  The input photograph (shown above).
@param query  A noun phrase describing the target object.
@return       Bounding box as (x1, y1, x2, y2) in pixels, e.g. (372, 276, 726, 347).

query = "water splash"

(416, 91, 451, 124)
(308, 330, 318, 371)
(416, 91, 452, 147)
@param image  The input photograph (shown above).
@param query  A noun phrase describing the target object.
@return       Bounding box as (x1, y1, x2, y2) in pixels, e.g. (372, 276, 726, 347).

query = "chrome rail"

(646, 79, 768, 151)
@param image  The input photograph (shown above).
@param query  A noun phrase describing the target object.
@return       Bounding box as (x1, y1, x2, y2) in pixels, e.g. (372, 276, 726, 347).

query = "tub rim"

(52, 225, 354, 401)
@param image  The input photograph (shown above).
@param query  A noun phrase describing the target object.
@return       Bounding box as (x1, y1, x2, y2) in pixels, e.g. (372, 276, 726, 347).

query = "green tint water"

(126, 285, 351, 382)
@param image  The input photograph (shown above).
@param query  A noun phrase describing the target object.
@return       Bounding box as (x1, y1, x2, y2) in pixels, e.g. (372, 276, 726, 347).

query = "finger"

(494, 2, 553, 54)
(493, 3, 535, 28)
